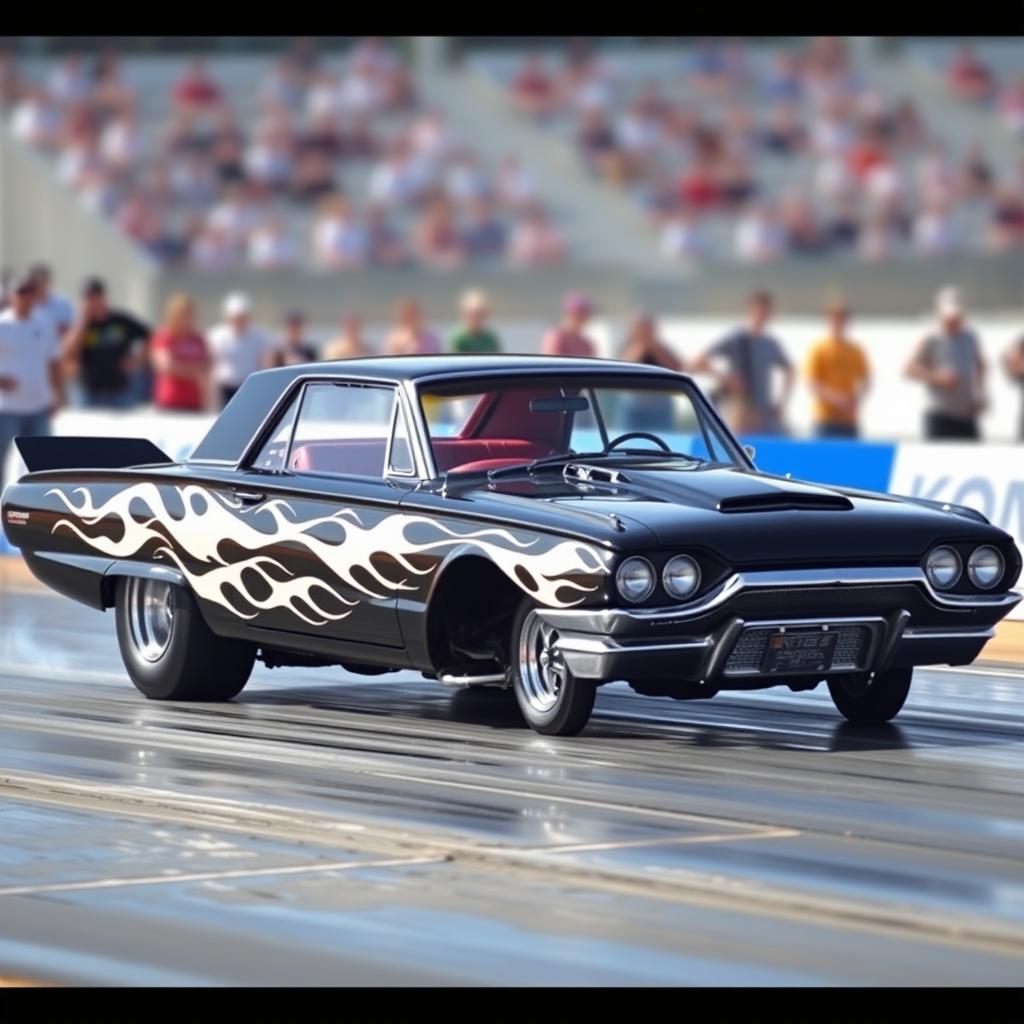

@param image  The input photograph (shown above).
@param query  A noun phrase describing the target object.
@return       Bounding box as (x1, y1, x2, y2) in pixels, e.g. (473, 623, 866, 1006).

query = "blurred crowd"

(4, 259, 1024, 493)
(502, 37, 1024, 262)
(1, 39, 567, 272)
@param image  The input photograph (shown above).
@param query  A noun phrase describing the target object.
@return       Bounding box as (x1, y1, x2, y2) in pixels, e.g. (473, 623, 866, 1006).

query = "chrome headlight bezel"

(967, 545, 1004, 590)
(616, 556, 656, 604)
(662, 554, 701, 601)
(925, 545, 962, 590)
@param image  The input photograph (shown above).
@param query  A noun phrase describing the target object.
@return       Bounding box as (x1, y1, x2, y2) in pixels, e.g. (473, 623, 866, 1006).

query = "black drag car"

(2, 355, 1020, 735)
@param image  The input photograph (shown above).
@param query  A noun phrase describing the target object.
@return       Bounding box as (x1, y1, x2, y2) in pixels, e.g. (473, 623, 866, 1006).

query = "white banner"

(891, 443, 1024, 619)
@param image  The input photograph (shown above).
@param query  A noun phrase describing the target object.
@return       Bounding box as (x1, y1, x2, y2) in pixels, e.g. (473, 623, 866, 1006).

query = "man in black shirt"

(265, 309, 319, 368)
(63, 277, 152, 408)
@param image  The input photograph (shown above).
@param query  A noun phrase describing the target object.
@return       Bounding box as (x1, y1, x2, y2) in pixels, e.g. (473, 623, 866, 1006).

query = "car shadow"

(238, 679, 529, 730)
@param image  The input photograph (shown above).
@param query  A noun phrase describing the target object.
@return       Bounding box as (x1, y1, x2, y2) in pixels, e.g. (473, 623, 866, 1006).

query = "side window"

(288, 383, 398, 479)
(251, 390, 300, 472)
(388, 402, 415, 474)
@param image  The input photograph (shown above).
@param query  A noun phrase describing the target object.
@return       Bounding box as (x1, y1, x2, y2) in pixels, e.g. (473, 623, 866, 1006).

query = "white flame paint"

(47, 483, 608, 626)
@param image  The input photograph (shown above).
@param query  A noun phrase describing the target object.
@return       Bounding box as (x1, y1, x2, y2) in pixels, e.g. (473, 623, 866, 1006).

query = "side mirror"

(743, 444, 757, 462)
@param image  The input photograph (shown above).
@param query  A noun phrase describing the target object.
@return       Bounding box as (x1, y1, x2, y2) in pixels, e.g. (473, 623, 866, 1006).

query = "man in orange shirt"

(805, 300, 871, 439)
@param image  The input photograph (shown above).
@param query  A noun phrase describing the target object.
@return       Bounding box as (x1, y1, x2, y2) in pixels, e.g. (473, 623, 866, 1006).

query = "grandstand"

(1, 36, 1022, 328)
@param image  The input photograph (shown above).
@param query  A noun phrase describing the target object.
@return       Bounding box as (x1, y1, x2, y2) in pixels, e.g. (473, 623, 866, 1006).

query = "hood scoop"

(718, 491, 853, 513)
(563, 463, 629, 486)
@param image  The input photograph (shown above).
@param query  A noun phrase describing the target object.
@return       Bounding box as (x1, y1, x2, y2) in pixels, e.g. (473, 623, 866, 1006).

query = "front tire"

(510, 600, 595, 736)
(827, 667, 912, 725)
(115, 577, 255, 701)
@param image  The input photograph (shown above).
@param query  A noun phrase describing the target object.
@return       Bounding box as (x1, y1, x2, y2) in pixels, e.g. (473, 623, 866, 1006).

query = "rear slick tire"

(510, 600, 596, 736)
(115, 577, 255, 701)
(827, 667, 912, 725)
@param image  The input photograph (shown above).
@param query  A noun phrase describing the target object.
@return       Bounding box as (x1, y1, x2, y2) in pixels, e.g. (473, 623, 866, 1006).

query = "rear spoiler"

(14, 436, 173, 473)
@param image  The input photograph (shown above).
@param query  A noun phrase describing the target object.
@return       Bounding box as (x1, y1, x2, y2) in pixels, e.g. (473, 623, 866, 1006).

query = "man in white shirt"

(0, 272, 64, 492)
(28, 262, 74, 337)
(207, 292, 271, 409)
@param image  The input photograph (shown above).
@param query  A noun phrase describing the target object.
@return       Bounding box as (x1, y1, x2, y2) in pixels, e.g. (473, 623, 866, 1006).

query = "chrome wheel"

(126, 577, 175, 663)
(518, 610, 567, 714)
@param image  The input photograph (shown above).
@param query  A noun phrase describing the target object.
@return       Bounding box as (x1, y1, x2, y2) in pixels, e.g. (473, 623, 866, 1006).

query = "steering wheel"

(605, 431, 672, 453)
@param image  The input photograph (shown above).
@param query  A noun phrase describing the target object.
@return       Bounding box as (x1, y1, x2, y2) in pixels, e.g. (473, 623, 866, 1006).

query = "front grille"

(724, 623, 875, 676)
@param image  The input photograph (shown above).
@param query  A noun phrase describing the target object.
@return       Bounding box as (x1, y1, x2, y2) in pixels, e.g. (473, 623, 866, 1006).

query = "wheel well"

(426, 556, 524, 676)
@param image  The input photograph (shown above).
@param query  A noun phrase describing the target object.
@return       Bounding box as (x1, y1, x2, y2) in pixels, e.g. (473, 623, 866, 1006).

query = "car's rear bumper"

(537, 567, 1020, 685)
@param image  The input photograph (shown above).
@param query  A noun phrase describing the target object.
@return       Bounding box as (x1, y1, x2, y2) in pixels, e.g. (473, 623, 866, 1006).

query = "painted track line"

(2, 768, 1024, 959)
(0, 855, 445, 899)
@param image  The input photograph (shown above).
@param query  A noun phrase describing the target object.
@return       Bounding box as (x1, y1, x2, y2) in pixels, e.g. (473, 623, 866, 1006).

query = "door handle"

(234, 490, 265, 505)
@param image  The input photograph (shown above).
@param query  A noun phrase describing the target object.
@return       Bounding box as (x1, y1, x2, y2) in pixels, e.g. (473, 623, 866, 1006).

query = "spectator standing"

(905, 287, 987, 440)
(0, 272, 64, 492)
(62, 277, 151, 409)
(1003, 326, 1024, 441)
(450, 289, 502, 355)
(323, 314, 372, 360)
(804, 300, 871, 438)
(27, 262, 73, 337)
(541, 293, 598, 358)
(266, 310, 318, 368)
(150, 293, 210, 413)
(691, 291, 794, 435)
(207, 292, 272, 408)
(618, 314, 684, 430)
(619, 314, 684, 370)
(385, 299, 441, 356)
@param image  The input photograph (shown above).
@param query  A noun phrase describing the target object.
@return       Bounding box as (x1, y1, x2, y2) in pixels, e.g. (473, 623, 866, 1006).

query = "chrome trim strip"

(554, 636, 713, 655)
(902, 627, 996, 640)
(735, 615, 889, 631)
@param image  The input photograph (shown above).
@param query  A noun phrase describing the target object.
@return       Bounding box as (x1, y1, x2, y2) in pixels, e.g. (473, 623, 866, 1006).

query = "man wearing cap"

(0, 272, 64, 492)
(62, 277, 151, 409)
(265, 309, 319, 369)
(27, 262, 73, 338)
(450, 289, 502, 355)
(207, 292, 272, 408)
(541, 292, 598, 358)
(905, 286, 987, 440)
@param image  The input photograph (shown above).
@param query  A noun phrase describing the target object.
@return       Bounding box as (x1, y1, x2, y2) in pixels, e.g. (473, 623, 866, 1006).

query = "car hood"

(469, 464, 1001, 564)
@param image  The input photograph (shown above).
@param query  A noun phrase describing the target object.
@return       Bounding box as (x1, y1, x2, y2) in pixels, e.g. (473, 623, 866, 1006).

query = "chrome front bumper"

(538, 567, 1019, 684)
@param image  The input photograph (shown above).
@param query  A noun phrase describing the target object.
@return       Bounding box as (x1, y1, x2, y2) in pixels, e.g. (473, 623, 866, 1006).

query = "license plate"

(762, 630, 838, 674)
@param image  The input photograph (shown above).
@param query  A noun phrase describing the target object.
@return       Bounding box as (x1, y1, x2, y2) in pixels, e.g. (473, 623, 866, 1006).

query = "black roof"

(189, 354, 687, 465)
(276, 353, 682, 382)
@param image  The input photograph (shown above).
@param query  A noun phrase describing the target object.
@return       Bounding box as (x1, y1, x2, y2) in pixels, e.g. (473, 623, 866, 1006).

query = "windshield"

(418, 375, 743, 476)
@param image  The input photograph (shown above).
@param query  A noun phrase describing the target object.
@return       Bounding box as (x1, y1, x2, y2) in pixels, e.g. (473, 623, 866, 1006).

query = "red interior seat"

(290, 439, 387, 476)
(432, 438, 553, 473)
(288, 437, 557, 477)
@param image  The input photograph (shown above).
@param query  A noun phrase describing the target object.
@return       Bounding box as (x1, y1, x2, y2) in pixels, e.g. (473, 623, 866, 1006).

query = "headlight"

(925, 546, 961, 589)
(967, 545, 1003, 589)
(616, 557, 655, 603)
(662, 554, 701, 601)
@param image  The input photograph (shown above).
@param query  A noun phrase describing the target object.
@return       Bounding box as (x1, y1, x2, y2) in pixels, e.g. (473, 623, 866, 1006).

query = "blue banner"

(742, 436, 897, 493)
